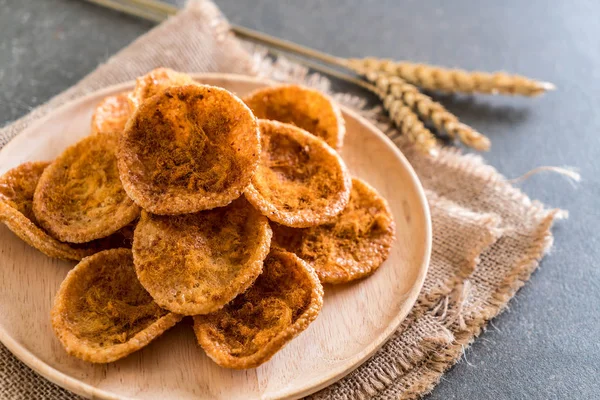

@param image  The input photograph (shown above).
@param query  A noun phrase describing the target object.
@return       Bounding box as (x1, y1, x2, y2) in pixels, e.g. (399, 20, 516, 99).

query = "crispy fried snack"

(244, 84, 345, 150)
(128, 67, 195, 110)
(51, 248, 182, 363)
(0, 162, 97, 260)
(132, 198, 272, 315)
(272, 178, 396, 284)
(91, 92, 132, 135)
(33, 134, 139, 243)
(244, 120, 351, 228)
(193, 249, 323, 369)
(118, 84, 260, 215)
(0, 161, 48, 223)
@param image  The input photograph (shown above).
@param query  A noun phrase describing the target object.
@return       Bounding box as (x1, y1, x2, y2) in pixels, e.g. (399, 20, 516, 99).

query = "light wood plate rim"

(0, 73, 431, 400)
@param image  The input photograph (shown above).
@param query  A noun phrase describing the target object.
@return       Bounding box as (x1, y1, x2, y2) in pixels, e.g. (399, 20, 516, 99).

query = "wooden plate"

(0, 74, 431, 400)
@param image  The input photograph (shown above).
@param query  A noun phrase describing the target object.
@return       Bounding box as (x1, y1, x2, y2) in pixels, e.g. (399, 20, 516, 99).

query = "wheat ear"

(365, 71, 490, 151)
(368, 77, 438, 154)
(348, 58, 554, 97)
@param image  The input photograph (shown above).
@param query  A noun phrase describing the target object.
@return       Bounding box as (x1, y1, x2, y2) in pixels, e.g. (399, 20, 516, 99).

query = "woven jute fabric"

(0, 1, 561, 399)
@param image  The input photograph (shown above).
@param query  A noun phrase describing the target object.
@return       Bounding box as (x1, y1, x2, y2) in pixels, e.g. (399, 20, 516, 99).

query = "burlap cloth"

(0, 1, 563, 399)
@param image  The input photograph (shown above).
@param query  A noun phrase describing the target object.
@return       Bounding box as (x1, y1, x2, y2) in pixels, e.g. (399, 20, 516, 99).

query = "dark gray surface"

(1, 0, 599, 398)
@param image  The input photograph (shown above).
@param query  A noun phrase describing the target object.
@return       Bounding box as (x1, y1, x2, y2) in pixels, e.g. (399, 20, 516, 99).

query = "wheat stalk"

(347, 58, 555, 97)
(365, 71, 491, 151)
(87, 0, 555, 153)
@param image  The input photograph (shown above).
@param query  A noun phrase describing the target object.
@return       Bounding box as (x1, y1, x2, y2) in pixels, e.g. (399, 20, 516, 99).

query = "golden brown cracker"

(244, 120, 351, 228)
(91, 92, 132, 135)
(0, 162, 97, 260)
(272, 178, 395, 284)
(0, 161, 125, 260)
(33, 134, 139, 243)
(193, 249, 323, 369)
(244, 84, 345, 150)
(132, 198, 272, 315)
(128, 67, 195, 110)
(51, 248, 182, 363)
(118, 84, 260, 215)
(0, 161, 49, 223)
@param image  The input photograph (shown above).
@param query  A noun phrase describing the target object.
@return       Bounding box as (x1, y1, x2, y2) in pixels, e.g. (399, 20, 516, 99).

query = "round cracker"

(118, 84, 260, 215)
(132, 198, 272, 315)
(128, 67, 195, 110)
(244, 120, 351, 228)
(193, 248, 323, 369)
(91, 91, 132, 135)
(272, 178, 396, 284)
(33, 134, 140, 243)
(0, 201, 135, 261)
(0, 162, 93, 260)
(51, 248, 182, 363)
(0, 161, 49, 223)
(243, 84, 345, 150)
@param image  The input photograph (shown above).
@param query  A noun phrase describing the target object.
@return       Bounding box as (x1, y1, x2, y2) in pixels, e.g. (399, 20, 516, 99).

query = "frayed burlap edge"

(394, 211, 560, 399)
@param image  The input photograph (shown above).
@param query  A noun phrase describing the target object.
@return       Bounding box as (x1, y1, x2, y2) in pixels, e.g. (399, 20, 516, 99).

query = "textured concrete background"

(1, 0, 599, 398)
